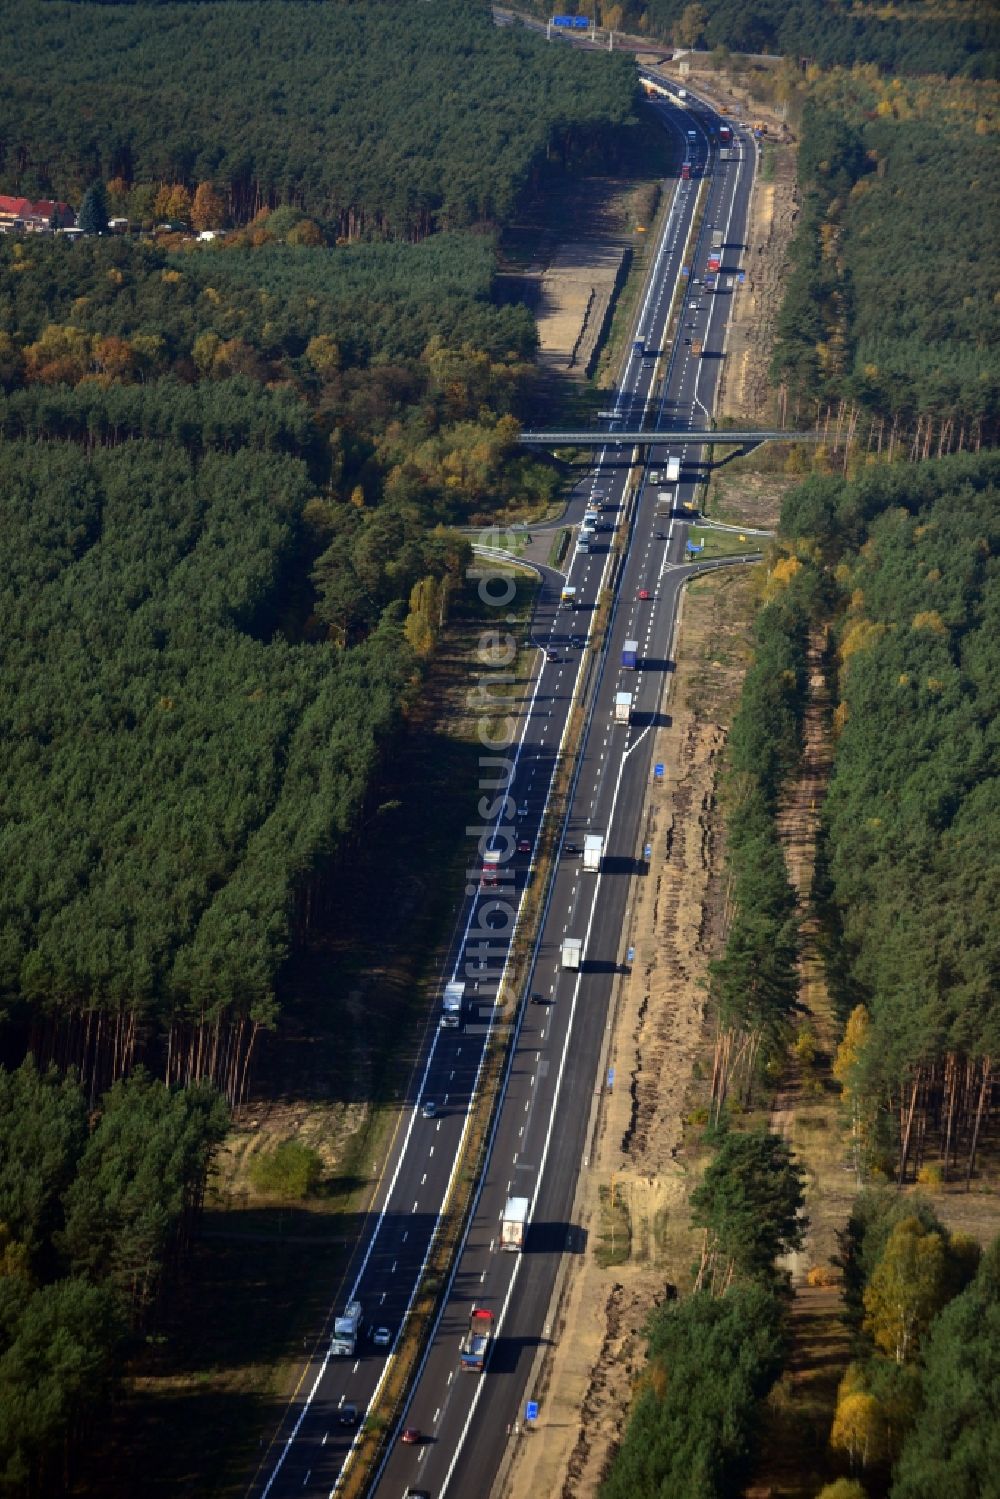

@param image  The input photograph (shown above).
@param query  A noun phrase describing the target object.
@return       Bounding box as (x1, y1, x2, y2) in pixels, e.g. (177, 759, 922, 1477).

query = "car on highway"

(570, 635, 584, 648)
(546, 650, 558, 663)
(371, 1325, 392, 1348)
(338, 1403, 359, 1426)
(638, 588, 652, 600)
(563, 842, 581, 856)
(655, 531, 667, 540)
(421, 1100, 436, 1119)
(401, 1428, 423, 1445)
(517, 838, 532, 855)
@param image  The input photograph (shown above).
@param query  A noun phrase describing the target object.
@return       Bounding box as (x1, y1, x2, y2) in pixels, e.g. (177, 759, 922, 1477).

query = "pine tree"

(76, 180, 109, 236)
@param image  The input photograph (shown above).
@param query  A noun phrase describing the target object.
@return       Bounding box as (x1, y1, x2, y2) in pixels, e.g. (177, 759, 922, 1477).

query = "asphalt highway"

(252, 79, 757, 1499)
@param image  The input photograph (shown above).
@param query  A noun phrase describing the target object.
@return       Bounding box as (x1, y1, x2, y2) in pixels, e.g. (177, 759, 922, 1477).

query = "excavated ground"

(503, 558, 767, 1499)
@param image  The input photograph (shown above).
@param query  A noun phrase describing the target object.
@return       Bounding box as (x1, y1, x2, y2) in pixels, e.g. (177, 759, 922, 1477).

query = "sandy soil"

(533, 242, 627, 376)
(500, 175, 656, 382)
(501, 564, 760, 1499)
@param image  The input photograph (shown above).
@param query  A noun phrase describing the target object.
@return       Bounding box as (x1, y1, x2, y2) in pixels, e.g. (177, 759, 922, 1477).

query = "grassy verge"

(595, 1184, 632, 1268)
(685, 525, 764, 559)
(548, 528, 571, 569)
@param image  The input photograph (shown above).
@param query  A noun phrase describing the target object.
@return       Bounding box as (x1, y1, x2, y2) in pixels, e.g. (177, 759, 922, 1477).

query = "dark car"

(655, 531, 667, 540)
(339, 1403, 359, 1426)
(570, 635, 584, 648)
(563, 842, 581, 856)
(546, 650, 559, 663)
(401, 1427, 423, 1445)
(517, 838, 532, 855)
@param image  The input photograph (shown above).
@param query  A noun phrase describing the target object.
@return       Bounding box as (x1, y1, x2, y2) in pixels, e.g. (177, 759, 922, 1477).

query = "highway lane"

(250, 102, 707, 1499)
(252, 81, 754, 1499)
(376, 98, 758, 1499)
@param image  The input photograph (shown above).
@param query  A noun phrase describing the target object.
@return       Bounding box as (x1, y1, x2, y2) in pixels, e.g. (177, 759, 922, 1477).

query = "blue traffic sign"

(681, 265, 690, 276)
(553, 14, 589, 25)
(607, 1067, 615, 1090)
(526, 1400, 540, 1421)
(654, 762, 665, 781)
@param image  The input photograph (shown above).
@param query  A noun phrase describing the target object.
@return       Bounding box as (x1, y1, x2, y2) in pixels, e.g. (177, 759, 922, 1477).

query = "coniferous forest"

(771, 71, 1000, 449)
(0, 0, 636, 232)
(0, 5, 641, 1487)
(515, 0, 997, 80)
(0, 2, 640, 1107)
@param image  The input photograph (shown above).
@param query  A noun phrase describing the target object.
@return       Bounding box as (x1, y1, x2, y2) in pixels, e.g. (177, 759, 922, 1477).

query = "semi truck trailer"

(441, 980, 464, 1029)
(331, 1300, 363, 1356)
(501, 1196, 530, 1251)
(583, 833, 604, 872)
(561, 937, 582, 970)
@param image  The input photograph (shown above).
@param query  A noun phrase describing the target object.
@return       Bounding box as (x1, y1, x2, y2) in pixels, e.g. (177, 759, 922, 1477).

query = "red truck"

(460, 1308, 495, 1372)
(680, 162, 691, 181)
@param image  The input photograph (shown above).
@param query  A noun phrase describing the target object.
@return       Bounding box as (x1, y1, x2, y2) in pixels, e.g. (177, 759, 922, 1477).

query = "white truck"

(501, 1195, 530, 1251)
(615, 691, 633, 724)
(583, 833, 604, 872)
(561, 936, 582, 970)
(331, 1300, 363, 1356)
(441, 980, 464, 1029)
(665, 456, 681, 484)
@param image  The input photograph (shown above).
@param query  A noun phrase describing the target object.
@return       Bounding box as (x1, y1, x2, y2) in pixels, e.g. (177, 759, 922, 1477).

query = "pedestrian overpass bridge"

(516, 429, 820, 450)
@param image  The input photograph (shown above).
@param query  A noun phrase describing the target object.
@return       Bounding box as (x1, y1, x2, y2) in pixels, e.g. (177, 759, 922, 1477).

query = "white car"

(371, 1325, 392, 1348)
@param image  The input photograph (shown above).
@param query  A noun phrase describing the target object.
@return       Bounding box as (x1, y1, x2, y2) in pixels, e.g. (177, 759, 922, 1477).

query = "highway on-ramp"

(252, 78, 758, 1499)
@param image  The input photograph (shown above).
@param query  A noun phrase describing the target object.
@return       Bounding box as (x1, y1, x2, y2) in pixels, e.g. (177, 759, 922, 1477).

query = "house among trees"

(0, 194, 74, 233)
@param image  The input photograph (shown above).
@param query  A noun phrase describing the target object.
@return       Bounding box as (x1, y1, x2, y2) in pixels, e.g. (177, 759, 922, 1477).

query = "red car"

(517, 839, 532, 855)
(401, 1428, 422, 1445)
(638, 588, 651, 600)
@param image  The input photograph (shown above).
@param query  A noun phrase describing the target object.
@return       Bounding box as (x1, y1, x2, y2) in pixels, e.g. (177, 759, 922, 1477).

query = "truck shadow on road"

(630, 708, 671, 730)
(523, 1220, 588, 1256)
(599, 854, 649, 880)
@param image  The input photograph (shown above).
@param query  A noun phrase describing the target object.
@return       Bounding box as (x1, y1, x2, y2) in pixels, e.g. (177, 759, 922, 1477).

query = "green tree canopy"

(691, 1127, 807, 1287)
